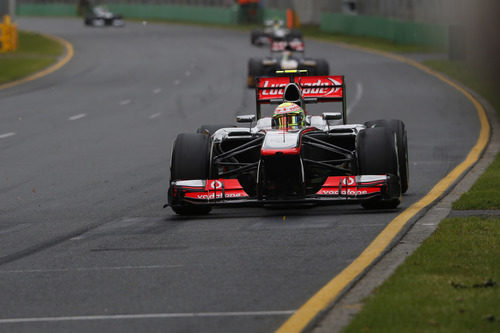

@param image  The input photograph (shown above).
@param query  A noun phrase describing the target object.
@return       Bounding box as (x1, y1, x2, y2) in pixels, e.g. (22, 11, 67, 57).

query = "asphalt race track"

(0, 18, 480, 332)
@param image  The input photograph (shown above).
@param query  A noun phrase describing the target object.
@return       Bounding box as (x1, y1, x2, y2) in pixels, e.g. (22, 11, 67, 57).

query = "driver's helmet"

(272, 102, 305, 129)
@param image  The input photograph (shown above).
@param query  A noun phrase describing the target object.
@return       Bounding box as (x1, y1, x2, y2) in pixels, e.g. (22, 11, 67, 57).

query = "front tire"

(357, 127, 401, 209)
(169, 133, 212, 215)
(364, 119, 409, 193)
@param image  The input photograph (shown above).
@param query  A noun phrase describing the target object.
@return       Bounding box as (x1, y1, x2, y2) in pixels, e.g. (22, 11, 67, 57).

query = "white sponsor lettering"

(261, 81, 287, 96)
(321, 189, 368, 195)
(261, 77, 342, 97)
(302, 78, 341, 96)
(196, 193, 243, 200)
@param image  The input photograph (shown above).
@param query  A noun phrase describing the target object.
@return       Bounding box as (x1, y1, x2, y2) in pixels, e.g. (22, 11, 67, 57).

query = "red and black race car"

(247, 39, 329, 88)
(167, 71, 408, 215)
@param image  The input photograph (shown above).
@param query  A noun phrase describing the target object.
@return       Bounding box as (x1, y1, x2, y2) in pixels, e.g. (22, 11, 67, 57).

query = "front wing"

(167, 175, 399, 208)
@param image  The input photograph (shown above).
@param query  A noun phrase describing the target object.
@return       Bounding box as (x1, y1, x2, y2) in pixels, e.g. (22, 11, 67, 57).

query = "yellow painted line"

(0, 32, 74, 91)
(276, 44, 490, 333)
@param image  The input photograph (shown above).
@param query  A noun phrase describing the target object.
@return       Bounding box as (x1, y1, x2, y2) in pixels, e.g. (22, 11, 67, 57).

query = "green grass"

(15, 30, 64, 55)
(343, 217, 500, 333)
(0, 30, 64, 84)
(452, 153, 500, 209)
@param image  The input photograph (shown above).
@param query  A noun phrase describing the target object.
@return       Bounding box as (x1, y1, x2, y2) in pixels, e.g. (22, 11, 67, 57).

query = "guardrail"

(321, 12, 448, 49)
(15, 2, 448, 50)
(16, 2, 288, 26)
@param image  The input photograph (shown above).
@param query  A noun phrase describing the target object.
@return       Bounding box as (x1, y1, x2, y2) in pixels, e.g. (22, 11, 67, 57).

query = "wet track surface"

(0, 18, 480, 332)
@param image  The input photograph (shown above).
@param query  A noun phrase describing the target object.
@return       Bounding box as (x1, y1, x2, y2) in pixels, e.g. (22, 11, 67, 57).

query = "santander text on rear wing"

(255, 72, 347, 123)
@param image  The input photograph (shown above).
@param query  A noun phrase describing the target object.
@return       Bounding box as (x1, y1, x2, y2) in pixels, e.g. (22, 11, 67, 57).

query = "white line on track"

(149, 113, 162, 119)
(0, 310, 296, 324)
(119, 99, 131, 106)
(346, 82, 363, 115)
(173, 79, 181, 85)
(68, 113, 86, 121)
(0, 265, 182, 274)
(185, 70, 191, 77)
(153, 88, 162, 94)
(0, 132, 15, 139)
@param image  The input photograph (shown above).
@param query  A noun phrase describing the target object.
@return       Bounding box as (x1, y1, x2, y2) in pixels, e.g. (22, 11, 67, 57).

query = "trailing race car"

(251, 19, 302, 46)
(247, 39, 329, 87)
(84, 6, 124, 27)
(166, 70, 409, 215)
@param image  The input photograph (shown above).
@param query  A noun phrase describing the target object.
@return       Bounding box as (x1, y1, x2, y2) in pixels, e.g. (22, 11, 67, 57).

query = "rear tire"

(248, 58, 263, 88)
(364, 119, 409, 193)
(288, 29, 302, 40)
(357, 127, 401, 209)
(316, 59, 329, 76)
(170, 133, 212, 215)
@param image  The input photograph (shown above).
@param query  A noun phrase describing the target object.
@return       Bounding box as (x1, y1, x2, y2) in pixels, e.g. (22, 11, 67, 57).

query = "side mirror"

(236, 115, 256, 123)
(322, 112, 342, 121)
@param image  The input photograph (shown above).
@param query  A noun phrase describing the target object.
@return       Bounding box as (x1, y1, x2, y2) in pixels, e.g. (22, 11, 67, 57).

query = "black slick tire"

(248, 58, 262, 88)
(288, 29, 302, 40)
(170, 133, 212, 215)
(357, 127, 401, 209)
(315, 59, 330, 76)
(364, 119, 409, 193)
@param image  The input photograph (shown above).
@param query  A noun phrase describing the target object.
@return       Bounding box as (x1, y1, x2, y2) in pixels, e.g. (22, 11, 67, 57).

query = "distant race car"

(84, 6, 124, 27)
(247, 39, 329, 87)
(166, 70, 409, 215)
(251, 19, 302, 46)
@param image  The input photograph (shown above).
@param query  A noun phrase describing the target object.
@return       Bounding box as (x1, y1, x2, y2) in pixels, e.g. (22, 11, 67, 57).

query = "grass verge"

(0, 30, 64, 84)
(452, 153, 500, 209)
(343, 217, 500, 333)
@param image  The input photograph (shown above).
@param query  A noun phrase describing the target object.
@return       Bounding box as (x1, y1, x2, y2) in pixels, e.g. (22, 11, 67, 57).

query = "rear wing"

(271, 39, 304, 52)
(255, 71, 346, 123)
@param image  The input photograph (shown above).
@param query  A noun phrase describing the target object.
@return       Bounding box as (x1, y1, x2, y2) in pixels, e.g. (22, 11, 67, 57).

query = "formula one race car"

(84, 6, 124, 27)
(247, 39, 329, 87)
(251, 19, 302, 46)
(167, 70, 408, 215)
